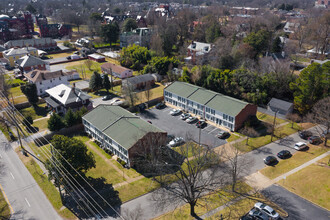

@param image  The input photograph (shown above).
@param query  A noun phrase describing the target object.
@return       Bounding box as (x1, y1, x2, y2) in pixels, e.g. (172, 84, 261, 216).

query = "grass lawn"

(0, 121, 16, 141)
(227, 133, 242, 143)
(32, 118, 49, 132)
(88, 86, 122, 99)
(19, 103, 48, 120)
(290, 55, 311, 63)
(9, 86, 24, 97)
(47, 52, 73, 59)
(260, 145, 329, 179)
(278, 155, 330, 210)
(16, 148, 76, 219)
(12, 95, 28, 104)
(156, 182, 252, 220)
(65, 60, 103, 80)
(173, 142, 204, 158)
(135, 83, 164, 105)
(29, 143, 51, 162)
(0, 190, 10, 220)
(257, 112, 286, 125)
(105, 57, 119, 65)
(9, 86, 28, 104)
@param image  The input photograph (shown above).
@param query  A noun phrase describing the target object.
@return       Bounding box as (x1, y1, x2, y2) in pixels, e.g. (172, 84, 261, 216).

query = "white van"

(294, 142, 307, 151)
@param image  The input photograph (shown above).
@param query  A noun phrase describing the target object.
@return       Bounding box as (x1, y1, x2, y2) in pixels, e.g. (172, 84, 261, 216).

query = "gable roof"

(4, 38, 56, 49)
(25, 69, 65, 83)
(83, 105, 165, 150)
(101, 63, 131, 74)
(165, 81, 251, 116)
(16, 55, 49, 68)
(45, 84, 91, 105)
(4, 47, 37, 56)
(268, 98, 293, 111)
(124, 73, 154, 85)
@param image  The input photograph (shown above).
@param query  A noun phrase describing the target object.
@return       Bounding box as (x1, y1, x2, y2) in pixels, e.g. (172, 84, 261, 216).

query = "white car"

(254, 202, 279, 219)
(167, 137, 184, 147)
(186, 116, 197, 123)
(180, 113, 190, 120)
(294, 142, 308, 151)
(110, 98, 124, 106)
(170, 109, 181, 116)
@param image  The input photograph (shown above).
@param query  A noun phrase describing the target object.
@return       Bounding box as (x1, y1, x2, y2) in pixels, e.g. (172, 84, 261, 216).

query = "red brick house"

(16, 55, 49, 73)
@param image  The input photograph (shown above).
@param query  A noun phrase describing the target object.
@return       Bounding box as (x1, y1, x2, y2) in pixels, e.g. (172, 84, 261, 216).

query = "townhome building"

(82, 105, 167, 167)
(164, 81, 257, 131)
(4, 38, 57, 50)
(3, 47, 38, 67)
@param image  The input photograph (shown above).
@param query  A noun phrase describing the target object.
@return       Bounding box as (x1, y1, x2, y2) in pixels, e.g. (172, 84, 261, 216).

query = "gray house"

(122, 74, 155, 90)
(267, 98, 293, 116)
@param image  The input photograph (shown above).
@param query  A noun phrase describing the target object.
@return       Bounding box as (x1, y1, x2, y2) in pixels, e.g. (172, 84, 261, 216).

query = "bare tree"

(0, 67, 10, 99)
(286, 113, 301, 128)
(122, 84, 139, 108)
(84, 59, 93, 71)
(144, 84, 153, 103)
(152, 141, 226, 218)
(240, 126, 258, 145)
(306, 97, 330, 146)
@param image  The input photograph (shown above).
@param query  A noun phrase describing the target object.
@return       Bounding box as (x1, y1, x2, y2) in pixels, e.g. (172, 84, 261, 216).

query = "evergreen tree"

(64, 108, 77, 128)
(47, 113, 65, 131)
(100, 23, 120, 46)
(20, 84, 38, 105)
(102, 74, 111, 92)
(89, 71, 103, 92)
(123, 18, 138, 32)
(271, 36, 282, 53)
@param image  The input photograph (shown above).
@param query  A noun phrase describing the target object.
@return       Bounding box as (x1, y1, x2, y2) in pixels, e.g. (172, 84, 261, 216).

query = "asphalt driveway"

(262, 185, 330, 220)
(138, 106, 227, 148)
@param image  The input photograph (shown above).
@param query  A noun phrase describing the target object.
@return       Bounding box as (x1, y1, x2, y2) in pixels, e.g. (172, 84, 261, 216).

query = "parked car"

(294, 142, 308, 151)
(102, 95, 111, 101)
(110, 98, 124, 106)
(216, 130, 230, 139)
(186, 116, 198, 124)
(167, 134, 175, 143)
(180, 113, 190, 120)
(308, 136, 322, 144)
(298, 130, 313, 140)
(277, 150, 291, 159)
(248, 208, 269, 220)
(66, 56, 72, 60)
(254, 202, 279, 219)
(263, 156, 278, 166)
(170, 109, 181, 116)
(196, 120, 207, 129)
(167, 137, 184, 147)
(155, 102, 166, 109)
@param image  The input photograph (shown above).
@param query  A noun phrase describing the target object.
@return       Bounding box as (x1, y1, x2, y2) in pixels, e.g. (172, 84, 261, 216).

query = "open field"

(278, 155, 330, 210)
(260, 145, 329, 179)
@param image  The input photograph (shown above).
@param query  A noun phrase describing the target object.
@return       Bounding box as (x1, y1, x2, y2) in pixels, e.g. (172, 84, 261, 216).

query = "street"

(0, 132, 62, 220)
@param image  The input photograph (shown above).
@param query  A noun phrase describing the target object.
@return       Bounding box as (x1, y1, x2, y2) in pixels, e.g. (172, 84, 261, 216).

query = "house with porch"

(16, 55, 50, 73)
(82, 105, 167, 167)
(164, 81, 257, 131)
(45, 84, 91, 114)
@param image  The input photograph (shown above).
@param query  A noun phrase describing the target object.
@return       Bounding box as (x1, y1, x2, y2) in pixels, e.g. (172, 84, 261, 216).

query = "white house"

(25, 70, 70, 96)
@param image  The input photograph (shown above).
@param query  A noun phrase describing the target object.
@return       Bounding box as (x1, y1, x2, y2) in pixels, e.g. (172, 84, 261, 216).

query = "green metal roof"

(165, 81, 199, 98)
(82, 105, 164, 150)
(165, 81, 250, 117)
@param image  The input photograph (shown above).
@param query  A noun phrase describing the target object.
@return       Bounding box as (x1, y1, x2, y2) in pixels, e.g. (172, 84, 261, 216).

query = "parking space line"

(204, 126, 214, 132)
(208, 128, 218, 134)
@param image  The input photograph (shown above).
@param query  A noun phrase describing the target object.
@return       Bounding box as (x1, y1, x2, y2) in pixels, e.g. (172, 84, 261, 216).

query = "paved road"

(262, 185, 330, 220)
(138, 107, 227, 148)
(0, 132, 62, 220)
(117, 126, 325, 219)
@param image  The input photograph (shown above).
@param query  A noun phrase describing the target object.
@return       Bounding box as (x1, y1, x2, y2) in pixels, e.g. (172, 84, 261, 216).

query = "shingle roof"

(101, 62, 131, 74)
(45, 84, 91, 105)
(25, 69, 65, 83)
(124, 74, 154, 85)
(268, 98, 293, 111)
(165, 81, 251, 116)
(83, 105, 165, 150)
(16, 55, 49, 68)
(4, 47, 37, 56)
(4, 38, 56, 49)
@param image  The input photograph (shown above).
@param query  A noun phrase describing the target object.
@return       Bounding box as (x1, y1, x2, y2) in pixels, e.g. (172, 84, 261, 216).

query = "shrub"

(117, 158, 127, 166)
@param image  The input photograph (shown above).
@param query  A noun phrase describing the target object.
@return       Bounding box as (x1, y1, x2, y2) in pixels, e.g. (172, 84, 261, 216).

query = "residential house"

(16, 55, 50, 73)
(3, 47, 38, 67)
(186, 41, 212, 65)
(122, 73, 155, 90)
(315, 0, 330, 8)
(25, 70, 70, 96)
(45, 84, 91, 114)
(164, 81, 257, 131)
(267, 98, 293, 116)
(101, 63, 133, 79)
(88, 54, 106, 62)
(39, 23, 72, 38)
(63, 70, 80, 81)
(283, 22, 300, 34)
(82, 105, 167, 166)
(4, 38, 57, 50)
(120, 28, 151, 48)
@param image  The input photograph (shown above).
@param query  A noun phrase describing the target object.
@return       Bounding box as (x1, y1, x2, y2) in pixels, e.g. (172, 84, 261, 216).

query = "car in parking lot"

(155, 102, 166, 109)
(170, 109, 181, 116)
(308, 136, 322, 144)
(294, 142, 308, 151)
(167, 137, 184, 147)
(264, 156, 278, 165)
(110, 98, 124, 106)
(247, 207, 269, 220)
(180, 113, 190, 120)
(186, 116, 198, 123)
(196, 120, 207, 129)
(254, 202, 279, 219)
(298, 130, 313, 140)
(216, 130, 230, 139)
(277, 150, 291, 159)
(102, 95, 111, 101)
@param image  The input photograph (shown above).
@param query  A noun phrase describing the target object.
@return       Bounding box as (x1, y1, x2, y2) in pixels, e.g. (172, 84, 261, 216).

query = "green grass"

(17, 149, 76, 219)
(135, 83, 165, 105)
(0, 190, 11, 220)
(278, 155, 330, 210)
(65, 60, 103, 80)
(0, 121, 16, 141)
(19, 103, 48, 120)
(47, 52, 73, 59)
(290, 55, 311, 63)
(260, 145, 329, 179)
(9, 86, 24, 97)
(88, 86, 123, 99)
(227, 133, 242, 142)
(257, 112, 286, 125)
(173, 142, 204, 158)
(32, 118, 49, 132)
(29, 143, 51, 162)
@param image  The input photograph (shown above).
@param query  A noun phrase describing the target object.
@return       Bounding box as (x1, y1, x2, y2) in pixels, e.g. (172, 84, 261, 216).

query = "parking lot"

(138, 106, 228, 148)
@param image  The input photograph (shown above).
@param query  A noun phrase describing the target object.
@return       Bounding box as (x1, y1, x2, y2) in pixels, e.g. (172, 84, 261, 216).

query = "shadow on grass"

(33, 105, 48, 117)
(63, 176, 122, 219)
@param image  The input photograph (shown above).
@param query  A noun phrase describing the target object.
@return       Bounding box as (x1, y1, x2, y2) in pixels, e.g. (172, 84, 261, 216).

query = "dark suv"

(308, 136, 322, 144)
(298, 130, 313, 140)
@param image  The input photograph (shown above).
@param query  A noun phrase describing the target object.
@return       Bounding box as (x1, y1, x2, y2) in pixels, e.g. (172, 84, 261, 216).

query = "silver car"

(186, 116, 197, 123)
(254, 202, 279, 219)
(170, 109, 181, 116)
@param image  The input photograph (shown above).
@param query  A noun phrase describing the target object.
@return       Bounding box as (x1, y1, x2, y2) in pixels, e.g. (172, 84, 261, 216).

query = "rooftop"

(16, 55, 49, 68)
(46, 84, 91, 105)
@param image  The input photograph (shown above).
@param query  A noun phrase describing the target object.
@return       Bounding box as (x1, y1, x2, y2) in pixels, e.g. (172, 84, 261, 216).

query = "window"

(206, 107, 210, 113)
(228, 116, 234, 122)
(197, 104, 200, 109)
(223, 114, 228, 120)
(211, 109, 215, 115)
(178, 96, 181, 102)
